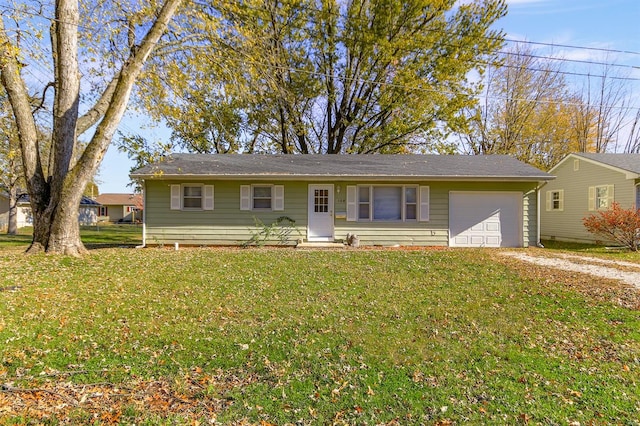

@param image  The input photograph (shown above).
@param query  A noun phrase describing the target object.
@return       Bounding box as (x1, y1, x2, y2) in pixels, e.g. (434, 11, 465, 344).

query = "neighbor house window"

(588, 185, 614, 211)
(98, 206, 108, 216)
(546, 190, 564, 211)
(355, 185, 420, 221)
(240, 185, 285, 211)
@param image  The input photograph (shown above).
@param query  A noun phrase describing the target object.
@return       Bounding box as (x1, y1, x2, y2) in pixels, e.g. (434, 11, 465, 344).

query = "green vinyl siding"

(335, 181, 537, 247)
(143, 179, 539, 247)
(145, 180, 308, 246)
(540, 156, 637, 244)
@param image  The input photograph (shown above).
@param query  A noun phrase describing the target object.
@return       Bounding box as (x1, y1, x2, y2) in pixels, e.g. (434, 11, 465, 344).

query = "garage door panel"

(454, 236, 469, 245)
(485, 236, 500, 245)
(449, 192, 522, 248)
(485, 222, 499, 232)
(470, 236, 485, 245)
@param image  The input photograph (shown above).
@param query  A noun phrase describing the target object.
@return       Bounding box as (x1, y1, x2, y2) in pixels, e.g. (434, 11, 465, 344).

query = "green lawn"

(0, 224, 142, 249)
(0, 237, 639, 423)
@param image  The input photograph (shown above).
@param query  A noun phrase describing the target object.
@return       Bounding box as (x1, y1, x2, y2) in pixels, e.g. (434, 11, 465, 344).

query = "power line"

(503, 37, 640, 58)
(4, 1, 640, 70)
(496, 50, 640, 72)
(5, 1, 640, 113)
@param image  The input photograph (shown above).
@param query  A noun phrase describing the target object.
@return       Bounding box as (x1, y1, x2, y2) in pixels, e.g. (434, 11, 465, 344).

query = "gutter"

(536, 180, 549, 248)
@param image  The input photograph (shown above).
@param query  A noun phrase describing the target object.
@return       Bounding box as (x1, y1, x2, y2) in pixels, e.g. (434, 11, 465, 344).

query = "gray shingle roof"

(574, 153, 640, 174)
(16, 194, 101, 206)
(131, 154, 553, 181)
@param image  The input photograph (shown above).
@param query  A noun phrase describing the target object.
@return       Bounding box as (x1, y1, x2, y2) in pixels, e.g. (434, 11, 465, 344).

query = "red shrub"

(582, 202, 640, 251)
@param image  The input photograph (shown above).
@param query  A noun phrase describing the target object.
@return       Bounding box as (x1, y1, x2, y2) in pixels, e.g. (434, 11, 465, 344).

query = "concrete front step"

(296, 241, 346, 249)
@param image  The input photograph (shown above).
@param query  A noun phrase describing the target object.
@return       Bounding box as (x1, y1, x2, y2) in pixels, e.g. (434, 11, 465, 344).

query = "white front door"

(308, 184, 334, 242)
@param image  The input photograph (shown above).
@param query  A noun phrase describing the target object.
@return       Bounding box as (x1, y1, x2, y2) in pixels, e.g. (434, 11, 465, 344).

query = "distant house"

(95, 193, 142, 223)
(131, 154, 554, 248)
(0, 191, 101, 229)
(540, 153, 640, 244)
(0, 192, 10, 231)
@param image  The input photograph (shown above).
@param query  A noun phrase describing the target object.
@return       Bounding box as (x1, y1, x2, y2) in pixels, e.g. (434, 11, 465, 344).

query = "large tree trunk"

(1, 0, 182, 255)
(28, 182, 86, 255)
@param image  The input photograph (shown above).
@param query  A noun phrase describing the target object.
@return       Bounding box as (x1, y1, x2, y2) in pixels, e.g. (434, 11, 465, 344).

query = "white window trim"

(346, 184, 429, 222)
(239, 184, 284, 211)
(545, 189, 564, 211)
(170, 184, 214, 211)
(588, 185, 614, 211)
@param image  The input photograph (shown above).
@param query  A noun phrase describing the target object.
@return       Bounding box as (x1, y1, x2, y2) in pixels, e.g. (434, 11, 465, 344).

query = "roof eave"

(131, 173, 553, 182)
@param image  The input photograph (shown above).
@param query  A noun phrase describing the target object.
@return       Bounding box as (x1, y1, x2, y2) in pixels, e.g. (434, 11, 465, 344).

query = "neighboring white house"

(0, 191, 101, 229)
(540, 153, 640, 244)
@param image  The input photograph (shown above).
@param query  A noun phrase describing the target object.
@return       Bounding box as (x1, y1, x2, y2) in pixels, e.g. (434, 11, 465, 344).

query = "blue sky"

(97, 0, 640, 193)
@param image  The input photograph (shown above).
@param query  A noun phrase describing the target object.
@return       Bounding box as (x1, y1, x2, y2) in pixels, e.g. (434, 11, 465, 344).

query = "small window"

(574, 159, 579, 171)
(314, 189, 329, 213)
(170, 184, 214, 211)
(253, 186, 272, 209)
(546, 190, 564, 211)
(98, 206, 108, 216)
(240, 185, 284, 211)
(595, 186, 609, 210)
(183, 185, 203, 209)
(588, 185, 614, 211)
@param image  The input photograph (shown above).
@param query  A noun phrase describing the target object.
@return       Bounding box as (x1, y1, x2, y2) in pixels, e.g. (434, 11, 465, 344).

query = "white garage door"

(449, 192, 523, 248)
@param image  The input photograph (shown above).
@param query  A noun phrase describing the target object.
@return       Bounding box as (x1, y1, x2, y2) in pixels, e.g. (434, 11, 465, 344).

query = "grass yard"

(0, 236, 639, 423)
(0, 224, 142, 250)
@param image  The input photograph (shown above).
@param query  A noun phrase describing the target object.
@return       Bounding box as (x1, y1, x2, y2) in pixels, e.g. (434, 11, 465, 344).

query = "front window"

(358, 185, 418, 221)
(405, 187, 417, 220)
(358, 186, 370, 220)
(183, 185, 203, 209)
(253, 186, 272, 209)
(98, 206, 108, 216)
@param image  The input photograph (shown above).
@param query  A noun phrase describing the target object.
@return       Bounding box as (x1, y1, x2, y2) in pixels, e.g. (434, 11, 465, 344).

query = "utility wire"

(3, 1, 640, 62)
(4, 1, 640, 113)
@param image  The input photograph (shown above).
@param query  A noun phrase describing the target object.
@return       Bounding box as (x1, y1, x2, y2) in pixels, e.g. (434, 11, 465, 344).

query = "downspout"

(536, 181, 549, 248)
(135, 179, 147, 248)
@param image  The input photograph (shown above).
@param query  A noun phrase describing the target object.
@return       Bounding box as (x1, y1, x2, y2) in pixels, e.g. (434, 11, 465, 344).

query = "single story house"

(540, 152, 640, 244)
(131, 154, 553, 248)
(0, 192, 101, 229)
(94, 193, 143, 223)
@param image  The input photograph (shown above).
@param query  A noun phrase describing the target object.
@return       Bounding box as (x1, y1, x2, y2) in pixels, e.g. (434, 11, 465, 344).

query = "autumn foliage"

(582, 202, 640, 251)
